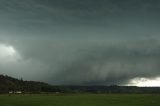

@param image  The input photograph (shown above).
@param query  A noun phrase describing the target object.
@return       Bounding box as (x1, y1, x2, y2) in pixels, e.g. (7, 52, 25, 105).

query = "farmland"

(0, 94, 160, 106)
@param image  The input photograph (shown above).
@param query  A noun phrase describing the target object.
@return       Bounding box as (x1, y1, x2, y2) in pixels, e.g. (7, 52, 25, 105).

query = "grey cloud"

(0, 0, 159, 37)
(5, 36, 160, 85)
(51, 39, 160, 85)
(0, 0, 160, 85)
(1, 0, 160, 24)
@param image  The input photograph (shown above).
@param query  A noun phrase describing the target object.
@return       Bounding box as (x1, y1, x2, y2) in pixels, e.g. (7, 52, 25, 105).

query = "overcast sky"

(0, 0, 160, 86)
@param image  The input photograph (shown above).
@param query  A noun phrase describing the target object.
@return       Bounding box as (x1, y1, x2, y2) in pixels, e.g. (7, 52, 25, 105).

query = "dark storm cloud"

(1, 0, 160, 26)
(9, 36, 159, 85)
(0, 0, 160, 85)
(0, 0, 160, 37)
(51, 38, 160, 85)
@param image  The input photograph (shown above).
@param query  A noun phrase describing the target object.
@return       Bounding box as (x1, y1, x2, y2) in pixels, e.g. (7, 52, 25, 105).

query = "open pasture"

(0, 94, 160, 106)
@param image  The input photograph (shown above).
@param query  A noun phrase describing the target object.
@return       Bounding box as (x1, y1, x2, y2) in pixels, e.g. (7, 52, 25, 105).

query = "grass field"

(0, 94, 160, 106)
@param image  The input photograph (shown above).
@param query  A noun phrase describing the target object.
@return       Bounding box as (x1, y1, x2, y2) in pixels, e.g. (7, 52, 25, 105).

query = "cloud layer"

(0, 0, 160, 85)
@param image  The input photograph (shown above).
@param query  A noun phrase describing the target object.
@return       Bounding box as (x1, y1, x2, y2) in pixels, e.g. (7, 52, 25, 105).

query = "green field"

(0, 94, 160, 106)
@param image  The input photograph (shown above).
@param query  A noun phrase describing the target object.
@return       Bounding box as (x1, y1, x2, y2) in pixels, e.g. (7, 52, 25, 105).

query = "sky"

(0, 0, 160, 86)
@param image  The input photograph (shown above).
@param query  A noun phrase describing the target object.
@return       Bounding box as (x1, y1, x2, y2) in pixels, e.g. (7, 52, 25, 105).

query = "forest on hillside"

(0, 74, 160, 94)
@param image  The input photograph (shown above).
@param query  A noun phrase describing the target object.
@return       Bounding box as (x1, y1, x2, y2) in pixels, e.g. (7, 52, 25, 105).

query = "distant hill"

(0, 74, 60, 93)
(1, 74, 160, 94)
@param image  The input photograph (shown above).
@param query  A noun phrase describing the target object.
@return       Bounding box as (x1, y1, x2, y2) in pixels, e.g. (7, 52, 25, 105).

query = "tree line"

(0, 74, 160, 94)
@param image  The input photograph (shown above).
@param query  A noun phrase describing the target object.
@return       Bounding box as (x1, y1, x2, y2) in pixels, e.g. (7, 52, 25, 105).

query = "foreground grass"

(0, 94, 160, 106)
